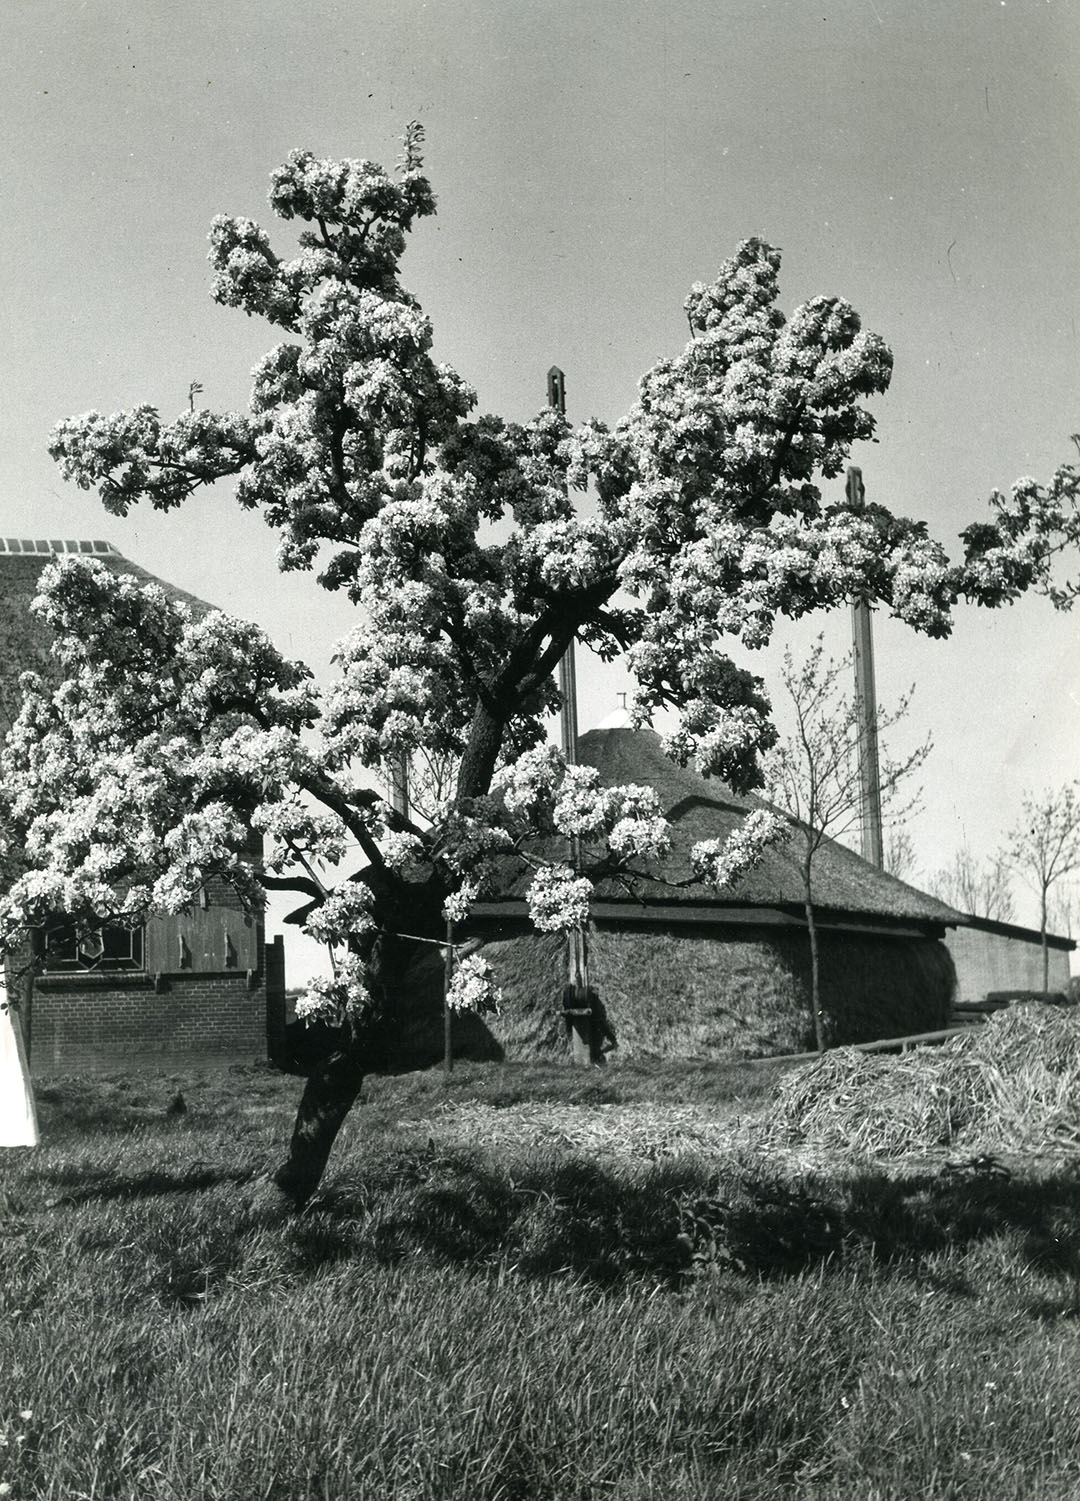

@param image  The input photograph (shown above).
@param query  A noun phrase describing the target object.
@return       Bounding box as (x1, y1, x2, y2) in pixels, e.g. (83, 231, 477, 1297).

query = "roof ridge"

(0, 538, 120, 557)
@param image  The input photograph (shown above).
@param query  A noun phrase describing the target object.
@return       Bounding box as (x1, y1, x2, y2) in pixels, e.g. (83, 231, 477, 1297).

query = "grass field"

(3, 1052, 1080, 1499)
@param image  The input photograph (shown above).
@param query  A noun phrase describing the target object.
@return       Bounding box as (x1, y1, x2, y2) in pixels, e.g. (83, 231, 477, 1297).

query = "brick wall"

(7, 895, 289, 1074)
(26, 968, 269, 1074)
(15, 905, 285, 1075)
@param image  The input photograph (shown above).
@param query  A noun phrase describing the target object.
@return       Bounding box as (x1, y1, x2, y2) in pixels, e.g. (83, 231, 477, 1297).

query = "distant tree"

(1049, 882, 1078, 941)
(883, 827, 919, 883)
(930, 846, 1015, 922)
(765, 637, 931, 1051)
(399, 748, 460, 826)
(1006, 784, 1080, 993)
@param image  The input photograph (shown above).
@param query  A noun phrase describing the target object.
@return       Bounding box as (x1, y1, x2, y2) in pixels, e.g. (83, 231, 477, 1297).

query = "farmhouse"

(0, 537, 284, 1074)
(5, 537, 1069, 1072)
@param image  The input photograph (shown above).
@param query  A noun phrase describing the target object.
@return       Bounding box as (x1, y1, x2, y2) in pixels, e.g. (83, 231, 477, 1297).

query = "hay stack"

(759, 1001, 1080, 1159)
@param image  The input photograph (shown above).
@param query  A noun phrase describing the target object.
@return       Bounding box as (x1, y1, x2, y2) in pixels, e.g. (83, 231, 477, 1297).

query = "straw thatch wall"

(480, 921, 954, 1060)
(376, 917, 956, 1066)
(388, 725, 958, 1066)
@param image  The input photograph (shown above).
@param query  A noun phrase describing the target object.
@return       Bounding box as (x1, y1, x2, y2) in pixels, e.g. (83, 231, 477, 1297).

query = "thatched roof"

(0, 538, 213, 737)
(477, 726, 962, 934)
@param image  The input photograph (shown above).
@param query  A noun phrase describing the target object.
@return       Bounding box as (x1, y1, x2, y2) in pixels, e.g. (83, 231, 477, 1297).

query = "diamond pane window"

(43, 923, 145, 972)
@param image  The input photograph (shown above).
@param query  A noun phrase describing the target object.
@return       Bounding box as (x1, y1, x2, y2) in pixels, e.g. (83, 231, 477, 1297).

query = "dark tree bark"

(456, 700, 507, 801)
(273, 1050, 367, 1207)
(272, 874, 448, 1208)
(801, 851, 826, 1053)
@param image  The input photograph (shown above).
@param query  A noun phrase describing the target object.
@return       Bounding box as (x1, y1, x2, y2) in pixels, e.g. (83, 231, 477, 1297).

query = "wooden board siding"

(144, 907, 260, 977)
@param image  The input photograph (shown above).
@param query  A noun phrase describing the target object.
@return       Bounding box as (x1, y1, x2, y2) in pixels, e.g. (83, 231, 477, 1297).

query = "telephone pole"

(548, 366, 592, 1061)
(847, 466, 884, 869)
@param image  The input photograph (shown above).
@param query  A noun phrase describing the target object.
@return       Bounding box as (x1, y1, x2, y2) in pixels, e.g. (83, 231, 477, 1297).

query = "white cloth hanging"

(0, 1000, 38, 1148)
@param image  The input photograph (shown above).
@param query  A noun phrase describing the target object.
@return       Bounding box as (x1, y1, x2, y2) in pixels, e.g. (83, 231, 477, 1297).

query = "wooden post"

(264, 933, 287, 1065)
(549, 366, 593, 1064)
(559, 597, 591, 1062)
(443, 919, 454, 1078)
(847, 467, 884, 870)
(21, 928, 42, 1068)
(388, 751, 410, 819)
(20, 972, 33, 1070)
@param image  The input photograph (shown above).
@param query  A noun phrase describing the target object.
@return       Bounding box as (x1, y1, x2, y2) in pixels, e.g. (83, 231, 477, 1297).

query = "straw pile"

(758, 1001, 1080, 1160)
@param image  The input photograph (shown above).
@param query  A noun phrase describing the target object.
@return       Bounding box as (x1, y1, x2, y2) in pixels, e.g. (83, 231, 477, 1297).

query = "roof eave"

(466, 898, 951, 940)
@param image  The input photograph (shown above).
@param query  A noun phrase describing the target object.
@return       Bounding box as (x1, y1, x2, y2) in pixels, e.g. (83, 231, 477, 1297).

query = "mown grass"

(3, 1061, 1080, 1498)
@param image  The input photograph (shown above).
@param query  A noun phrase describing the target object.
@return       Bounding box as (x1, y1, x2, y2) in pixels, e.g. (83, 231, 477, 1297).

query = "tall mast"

(847, 466, 884, 869)
(387, 753, 410, 821)
(548, 366, 592, 1061)
(548, 367, 579, 767)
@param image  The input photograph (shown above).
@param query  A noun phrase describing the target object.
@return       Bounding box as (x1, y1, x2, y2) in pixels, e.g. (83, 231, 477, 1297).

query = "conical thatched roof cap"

(569, 726, 961, 928)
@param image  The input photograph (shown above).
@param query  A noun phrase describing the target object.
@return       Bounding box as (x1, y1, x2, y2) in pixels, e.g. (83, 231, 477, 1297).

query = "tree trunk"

(272, 881, 447, 1210)
(1041, 888, 1050, 995)
(803, 860, 826, 1052)
(273, 1049, 366, 1208)
(456, 701, 507, 800)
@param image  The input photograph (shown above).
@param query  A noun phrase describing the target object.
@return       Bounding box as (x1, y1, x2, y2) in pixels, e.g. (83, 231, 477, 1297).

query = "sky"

(1, 0, 1078, 973)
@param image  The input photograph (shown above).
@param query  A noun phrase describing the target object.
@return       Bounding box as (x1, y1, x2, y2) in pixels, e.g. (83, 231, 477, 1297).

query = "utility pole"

(847, 466, 884, 869)
(549, 366, 578, 775)
(548, 366, 593, 1062)
(387, 752, 410, 820)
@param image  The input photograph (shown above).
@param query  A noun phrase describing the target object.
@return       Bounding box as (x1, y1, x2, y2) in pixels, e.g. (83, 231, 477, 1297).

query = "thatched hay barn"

(443, 727, 963, 1062)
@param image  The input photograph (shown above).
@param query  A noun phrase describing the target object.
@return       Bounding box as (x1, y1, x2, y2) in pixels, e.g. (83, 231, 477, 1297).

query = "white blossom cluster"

(294, 955, 372, 1025)
(445, 953, 502, 1015)
(493, 745, 566, 821)
(527, 865, 593, 933)
(552, 767, 671, 861)
(301, 883, 375, 945)
(251, 798, 349, 873)
(551, 764, 612, 838)
(379, 830, 425, 871)
(606, 811, 671, 862)
(690, 809, 789, 891)
(515, 517, 621, 595)
(442, 881, 480, 924)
